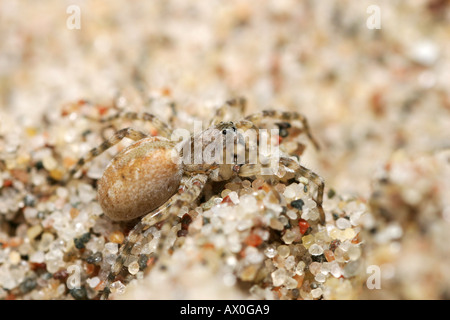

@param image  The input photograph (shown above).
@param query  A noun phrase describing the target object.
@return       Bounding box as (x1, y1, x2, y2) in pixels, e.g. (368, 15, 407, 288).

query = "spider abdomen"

(97, 137, 182, 221)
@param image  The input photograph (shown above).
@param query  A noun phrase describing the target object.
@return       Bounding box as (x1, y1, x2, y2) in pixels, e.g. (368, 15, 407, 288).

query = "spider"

(65, 97, 325, 299)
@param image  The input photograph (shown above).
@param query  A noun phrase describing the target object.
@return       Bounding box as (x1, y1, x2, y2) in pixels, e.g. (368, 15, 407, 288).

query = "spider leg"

(237, 157, 325, 225)
(209, 97, 247, 126)
(168, 101, 178, 128)
(64, 127, 149, 182)
(244, 110, 321, 151)
(280, 157, 325, 225)
(237, 163, 266, 177)
(93, 111, 173, 138)
(235, 119, 260, 132)
(101, 173, 208, 299)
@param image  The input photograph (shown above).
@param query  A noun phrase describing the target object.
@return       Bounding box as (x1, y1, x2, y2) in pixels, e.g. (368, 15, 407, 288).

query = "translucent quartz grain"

(24, 207, 38, 221)
(110, 281, 125, 295)
(308, 208, 320, 221)
(245, 246, 264, 264)
(271, 268, 287, 287)
(311, 288, 323, 299)
(29, 251, 45, 263)
(343, 261, 360, 278)
(240, 265, 259, 281)
(329, 227, 340, 239)
(86, 277, 100, 288)
(282, 229, 297, 245)
(17, 241, 34, 256)
(26, 225, 43, 240)
(295, 261, 306, 275)
(320, 262, 331, 275)
(250, 285, 265, 299)
(349, 212, 362, 226)
(270, 218, 284, 231)
(264, 246, 277, 258)
(279, 215, 289, 226)
(285, 255, 296, 270)
(104, 242, 119, 254)
(46, 260, 63, 273)
(105, 254, 117, 265)
(142, 238, 158, 254)
(304, 198, 317, 209)
(284, 277, 298, 289)
(242, 180, 252, 188)
(220, 188, 230, 199)
(42, 156, 57, 171)
(309, 262, 321, 275)
(309, 244, 324, 256)
(277, 245, 290, 258)
(330, 262, 342, 278)
(228, 191, 239, 204)
(128, 261, 140, 275)
(223, 273, 237, 287)
(236, 219, 252, 231)
(252, 178, 264, 190)
(336, 218, 351, 229)
(315, 273, 326, 283)
(301, 209, 310, 220)
(283, 185, 296, 199)
(274, 183, 286, 194)
(77, 183, 95, 203)
(343, 228, 356, 240)
(8, 251, 21, 264)
(286, 209, 298, 220)
(348, 245, 361, 261)
(314, 230, 331, 244)
(239, 195, 257, 214)
(302, 234, 315, 249)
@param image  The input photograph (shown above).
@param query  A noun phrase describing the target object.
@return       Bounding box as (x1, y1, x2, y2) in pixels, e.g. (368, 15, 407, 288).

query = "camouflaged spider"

(65, 97, 325, 299)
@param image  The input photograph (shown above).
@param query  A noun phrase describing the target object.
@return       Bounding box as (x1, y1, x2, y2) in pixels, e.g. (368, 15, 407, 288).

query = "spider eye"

(232, 127, 237, 132)
(222, 129, 227, 135)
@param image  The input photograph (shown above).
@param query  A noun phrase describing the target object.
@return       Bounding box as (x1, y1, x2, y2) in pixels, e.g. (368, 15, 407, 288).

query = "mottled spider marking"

(97, 136, 182, 221)
(94, 111, 173, 138)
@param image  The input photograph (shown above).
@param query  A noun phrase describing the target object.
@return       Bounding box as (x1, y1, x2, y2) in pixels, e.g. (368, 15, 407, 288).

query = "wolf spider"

(65, 97, 325, 299)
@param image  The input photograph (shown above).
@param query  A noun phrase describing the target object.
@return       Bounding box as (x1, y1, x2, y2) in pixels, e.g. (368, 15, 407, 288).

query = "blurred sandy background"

(1, 0, 450, 299)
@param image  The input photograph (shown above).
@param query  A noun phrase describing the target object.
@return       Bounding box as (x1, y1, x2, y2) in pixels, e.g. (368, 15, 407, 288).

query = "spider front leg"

(237, 157, 325, 225)
(209, 97, 247, 126)
(101, 173, 208, 299)
(244, 110, 321, 151)
(279, 157, 325, 225)
(64, 127, 149, 183)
